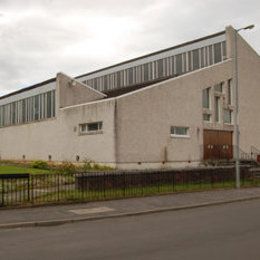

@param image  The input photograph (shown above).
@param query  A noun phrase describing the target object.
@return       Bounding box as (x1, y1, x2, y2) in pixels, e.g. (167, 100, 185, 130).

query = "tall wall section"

(115, 60, 232, 169)
(0, 75, 116, 165)
(226, 26, 260, 153)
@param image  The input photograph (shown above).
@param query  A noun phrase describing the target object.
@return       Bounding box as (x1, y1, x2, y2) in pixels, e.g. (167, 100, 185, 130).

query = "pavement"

(1, 199, 260, 260)
(1, 187, 260, 229)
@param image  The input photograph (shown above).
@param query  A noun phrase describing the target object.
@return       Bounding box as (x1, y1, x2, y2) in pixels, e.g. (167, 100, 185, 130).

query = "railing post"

(124, 172, 126, 198)
(172, 172, 174, 192)
(31, 175, 34, 204)
(1, 179, 4, 206)
(57, 173, 60, 202)
(27, 176, 30, 202)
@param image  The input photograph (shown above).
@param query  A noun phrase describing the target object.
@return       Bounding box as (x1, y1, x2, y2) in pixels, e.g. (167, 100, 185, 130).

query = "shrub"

(31, 160, 49, 170)
(81, 159, 114, 172)
(82, 159, 94, 171)
(56, 161, 77, 174)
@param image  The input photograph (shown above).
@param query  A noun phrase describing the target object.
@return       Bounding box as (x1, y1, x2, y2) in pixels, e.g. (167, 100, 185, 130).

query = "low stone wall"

(75, 166, 253, 191)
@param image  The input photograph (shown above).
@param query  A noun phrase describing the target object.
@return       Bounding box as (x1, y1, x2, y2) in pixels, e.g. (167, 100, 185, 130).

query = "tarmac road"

(0, 199, 260, 260)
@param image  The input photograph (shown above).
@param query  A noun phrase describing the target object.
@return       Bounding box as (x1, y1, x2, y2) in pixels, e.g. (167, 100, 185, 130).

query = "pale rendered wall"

(0, 77, 116, 164)
(0, 26, 259, 168)
(226, 26, 260, 153)
(58, 99, 116, 163)
(57, 72, 106, 109)
(115, 60, 232, 169)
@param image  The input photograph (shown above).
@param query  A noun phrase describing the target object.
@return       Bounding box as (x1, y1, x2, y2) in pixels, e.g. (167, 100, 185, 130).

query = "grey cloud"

(0, 0, 259, 95)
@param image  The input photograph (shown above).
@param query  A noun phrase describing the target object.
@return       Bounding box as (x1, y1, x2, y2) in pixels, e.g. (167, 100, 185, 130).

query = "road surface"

(0, 199, 260, 260)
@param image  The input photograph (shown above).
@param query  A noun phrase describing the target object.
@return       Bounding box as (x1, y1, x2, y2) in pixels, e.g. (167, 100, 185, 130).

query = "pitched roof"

(75, 30, 225, 79)
(0, 30, 225, 101)
(0, 78, 56, 101)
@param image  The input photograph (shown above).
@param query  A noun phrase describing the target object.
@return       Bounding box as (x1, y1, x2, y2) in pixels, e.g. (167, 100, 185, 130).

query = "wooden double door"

(203, 130, 233, 160)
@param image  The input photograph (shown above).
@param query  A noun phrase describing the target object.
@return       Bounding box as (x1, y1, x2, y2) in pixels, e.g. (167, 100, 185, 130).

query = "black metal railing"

(0, 167, 259, 208)
(203, 145, 254, 162)
(251, 146, 260, 162)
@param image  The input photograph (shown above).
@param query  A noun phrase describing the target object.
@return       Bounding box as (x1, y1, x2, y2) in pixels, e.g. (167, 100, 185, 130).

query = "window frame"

(227, 79, 233, 105)
(223, 109, 233, 125)
(79, 121, 103, 135)
(170, 126, 190, 138)
(203, 113, 211, 122)
(202, 87, 211, 109)
(215, 96, 221, 123)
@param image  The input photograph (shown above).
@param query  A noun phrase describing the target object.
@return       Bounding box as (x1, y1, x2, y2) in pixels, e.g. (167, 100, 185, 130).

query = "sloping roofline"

(0, 30, 225, 101)
(75, 30, 225, 79)
(0, 78, 56, 100)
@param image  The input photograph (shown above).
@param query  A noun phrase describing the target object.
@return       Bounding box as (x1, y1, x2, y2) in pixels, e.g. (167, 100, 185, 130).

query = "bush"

(82, 159, 114, 172)
(82, 159, 94, 172)
(56, 161, 77, 174)
(31, 160, 49, 170)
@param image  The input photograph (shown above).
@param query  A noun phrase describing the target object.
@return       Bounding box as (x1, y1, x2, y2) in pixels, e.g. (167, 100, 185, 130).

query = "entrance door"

(203, 130, 233, 160)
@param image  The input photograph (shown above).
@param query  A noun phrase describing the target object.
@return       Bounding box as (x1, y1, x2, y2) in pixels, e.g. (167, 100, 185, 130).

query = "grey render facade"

(0, 25, 259, 169)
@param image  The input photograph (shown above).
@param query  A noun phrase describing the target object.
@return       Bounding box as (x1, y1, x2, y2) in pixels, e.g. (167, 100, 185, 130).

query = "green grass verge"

(0, 178, 260, 206)
(0, 165, 52, 175)
(31, 179, 260, 204)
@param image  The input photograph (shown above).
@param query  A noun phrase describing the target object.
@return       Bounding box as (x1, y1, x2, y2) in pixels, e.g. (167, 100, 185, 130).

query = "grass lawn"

(0, 165, 52, 175)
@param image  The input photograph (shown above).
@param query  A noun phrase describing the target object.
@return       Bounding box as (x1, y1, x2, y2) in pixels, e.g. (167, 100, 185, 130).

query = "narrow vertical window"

(93, 78, 98, 89)
(128, 68, 133, 85)
(11, 102, 16, 125)
(170, 56, 175, 76)
(203, 87, 211, 109)
(175, 54, 182, 75)
(200, 48, 205, 68)
(47, 91, 52, 118)
(143, 63, 149, 81)
(22, 99, 26, 123)
(34, 95, 39, 120)
(182, 53, 187, 73)
(192, 49, 199, 70)
(215, 96, 220, 122)
(209, 45, 213, 65)
(104, 75, 108, 90)
(214, 43, 222, 63)
(188, 51, 192, 71)
(222, 41, 227, 59)
(116, 71, 121, 88)
(157, 59, 164, 78)
(52, 91, 56, 117)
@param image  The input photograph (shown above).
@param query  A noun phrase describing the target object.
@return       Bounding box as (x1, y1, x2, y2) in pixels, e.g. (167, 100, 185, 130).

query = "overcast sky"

(0, 0, 259, 95)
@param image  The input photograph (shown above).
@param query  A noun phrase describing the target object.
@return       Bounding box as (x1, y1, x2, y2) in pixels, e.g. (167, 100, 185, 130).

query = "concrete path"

(1, 187, 260, 229)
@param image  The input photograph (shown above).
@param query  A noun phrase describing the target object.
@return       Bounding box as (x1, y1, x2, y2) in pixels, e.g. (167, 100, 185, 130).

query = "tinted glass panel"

(193, 49, 199, 70)
(203, 88, 210, 109)
(224, 109, 232, 124)
(215, 96, 220, 122)
(209, 45, 213, 65)
(128, 68, 134, 85)
(214, 43, 222, 63)
(175, 54, 182, 75)
(157, 59, 164, 78)
(143, 63, 149, 81)
(200, 48, 205, 68)
(222, 41, 226, 59)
